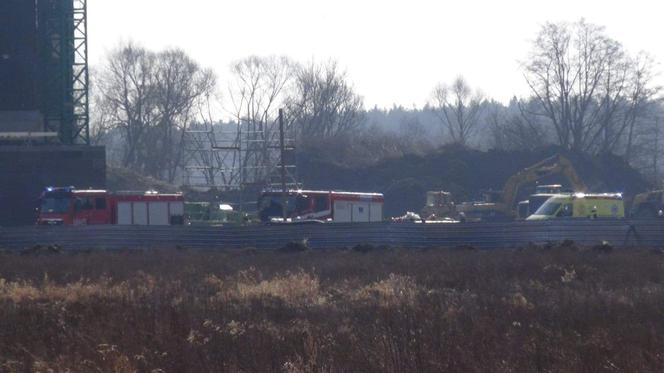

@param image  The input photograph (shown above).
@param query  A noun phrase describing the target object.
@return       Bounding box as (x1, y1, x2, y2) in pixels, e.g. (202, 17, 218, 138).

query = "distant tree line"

(91, 19, 663, 185)
(92, 48, 365, 183)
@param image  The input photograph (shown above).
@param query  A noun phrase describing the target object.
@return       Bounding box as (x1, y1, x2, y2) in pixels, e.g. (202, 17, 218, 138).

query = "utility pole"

(279, 109, 288, 220)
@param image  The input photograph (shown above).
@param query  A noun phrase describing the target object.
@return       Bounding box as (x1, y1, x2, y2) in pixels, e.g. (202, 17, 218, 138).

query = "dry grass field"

(1, 244, 664, 372)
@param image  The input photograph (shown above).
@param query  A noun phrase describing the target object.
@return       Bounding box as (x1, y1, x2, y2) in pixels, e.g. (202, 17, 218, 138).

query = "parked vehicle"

(38, 187, 185, 226)
(185, 202, 243, 225)
(526, 193, 624, 221)
(421, 191, 455, 219)
(258, 189, 384, 223)
(516, 184, 575, 220)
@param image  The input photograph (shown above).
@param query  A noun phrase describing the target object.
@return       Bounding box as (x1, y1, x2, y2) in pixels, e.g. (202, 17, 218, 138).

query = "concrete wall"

(0, 146, 106, 226)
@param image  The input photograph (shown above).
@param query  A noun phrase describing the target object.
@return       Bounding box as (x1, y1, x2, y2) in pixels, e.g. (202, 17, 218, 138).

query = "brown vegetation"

(1, 245, 664, 372)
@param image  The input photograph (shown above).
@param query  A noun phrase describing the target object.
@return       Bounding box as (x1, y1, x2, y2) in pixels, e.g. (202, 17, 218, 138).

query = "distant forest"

(90, 20, 664, 187)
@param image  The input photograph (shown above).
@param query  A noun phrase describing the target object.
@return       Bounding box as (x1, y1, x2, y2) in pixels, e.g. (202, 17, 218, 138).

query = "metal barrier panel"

(0, 219, 660, 251)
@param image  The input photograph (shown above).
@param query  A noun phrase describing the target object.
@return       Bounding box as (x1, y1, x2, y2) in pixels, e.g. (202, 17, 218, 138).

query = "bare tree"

(488, 98, 550, 151)
(97, 43, 156, 171)
(95, 42, 215, 182)
(431, 76, 484, 146)
(630, 111, 664, 184)
(523, 20, 660, 155)
(227, 56, 295, 185)
(398, 115, 433, 152)
(149, 49, 216, 182)
(287, 60, 365, 141)
(88, 67, 114, 146)
(622, 53, 661, 160)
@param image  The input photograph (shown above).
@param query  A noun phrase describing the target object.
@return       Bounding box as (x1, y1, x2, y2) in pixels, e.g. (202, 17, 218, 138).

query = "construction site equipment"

(502, 154, 587, 214)
(184, 202, 244, 225)
(421, 191, 454, 219)
(630, 190, 664, 218)
(258, 190, 384, 223)
(37, 187, 184, 226)
(422, 154, 588, 221)
(421, 193, 501, 222)
(455, 200, 512, 222)
(527, 193, 624, 221)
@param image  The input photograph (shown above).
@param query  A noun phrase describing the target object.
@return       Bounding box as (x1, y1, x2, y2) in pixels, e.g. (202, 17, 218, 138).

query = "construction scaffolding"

(184, 112, 299, 210)
(184, 122, 242, 190)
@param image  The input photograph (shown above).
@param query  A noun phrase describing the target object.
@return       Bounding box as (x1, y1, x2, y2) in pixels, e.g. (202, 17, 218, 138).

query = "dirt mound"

(298, 146, 651, 218)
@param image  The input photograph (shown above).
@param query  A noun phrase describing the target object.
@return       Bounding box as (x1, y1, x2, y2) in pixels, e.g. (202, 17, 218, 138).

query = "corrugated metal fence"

(1, 219, 663, 251)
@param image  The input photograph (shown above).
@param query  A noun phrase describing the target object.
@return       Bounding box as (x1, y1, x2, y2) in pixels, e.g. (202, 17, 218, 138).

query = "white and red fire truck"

(258, 189, 384, 223)
(37, 187, 185, 226)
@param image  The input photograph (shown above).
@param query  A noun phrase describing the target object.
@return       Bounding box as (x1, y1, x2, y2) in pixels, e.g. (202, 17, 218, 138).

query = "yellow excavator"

(422, 154, 588, 221)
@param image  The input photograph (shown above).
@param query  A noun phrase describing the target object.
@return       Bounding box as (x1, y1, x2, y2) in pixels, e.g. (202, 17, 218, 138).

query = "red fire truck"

(37, 187, 185, 226)
(258, 189, 384, 223)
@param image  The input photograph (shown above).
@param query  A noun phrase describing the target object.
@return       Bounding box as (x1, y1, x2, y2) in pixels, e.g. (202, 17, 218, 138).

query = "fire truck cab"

(38, 187, 185, 226)
(258, 190, 384, 223)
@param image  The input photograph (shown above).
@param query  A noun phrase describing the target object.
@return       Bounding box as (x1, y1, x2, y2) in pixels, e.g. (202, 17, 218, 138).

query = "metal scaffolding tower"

(184, 112, 299, 209)
(38, 0, 89, 145)
(184, 122, 242, 190)
(240, 121, 299, 191)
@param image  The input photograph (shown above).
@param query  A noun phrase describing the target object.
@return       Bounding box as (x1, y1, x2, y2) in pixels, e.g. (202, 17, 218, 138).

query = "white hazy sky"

(88, 0, 664, 109)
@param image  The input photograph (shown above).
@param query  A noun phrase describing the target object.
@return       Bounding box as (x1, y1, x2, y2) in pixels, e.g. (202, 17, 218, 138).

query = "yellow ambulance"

(526, 193, 624, 221)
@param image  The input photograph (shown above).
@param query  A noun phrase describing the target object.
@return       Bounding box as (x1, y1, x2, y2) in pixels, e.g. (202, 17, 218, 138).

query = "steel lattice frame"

(184, 120, 299, 191)
(39, 0, 89, 145)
